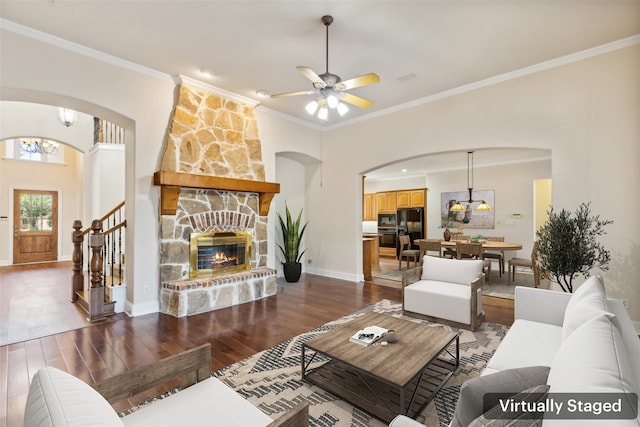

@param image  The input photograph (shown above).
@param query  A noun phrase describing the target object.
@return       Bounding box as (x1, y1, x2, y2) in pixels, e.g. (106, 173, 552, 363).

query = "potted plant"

(276, 204, 308, 282)
(536, 202, 613, 293)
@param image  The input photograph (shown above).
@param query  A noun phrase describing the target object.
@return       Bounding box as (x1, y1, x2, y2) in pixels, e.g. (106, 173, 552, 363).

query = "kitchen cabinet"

(376, 192, 397, 213)
(396, 189, 426, 208)
(363, 193, 376, 221)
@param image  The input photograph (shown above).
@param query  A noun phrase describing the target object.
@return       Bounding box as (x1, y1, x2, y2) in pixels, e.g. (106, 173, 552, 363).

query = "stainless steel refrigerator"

(396, 208, 424, 256)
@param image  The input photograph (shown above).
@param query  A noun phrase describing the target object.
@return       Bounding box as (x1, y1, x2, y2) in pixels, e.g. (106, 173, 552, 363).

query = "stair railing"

(71, 201, 126, 321)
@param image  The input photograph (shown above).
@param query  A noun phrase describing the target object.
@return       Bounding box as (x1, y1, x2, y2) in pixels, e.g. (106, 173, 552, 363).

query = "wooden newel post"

(71, 220, 84, 303)
(89, 219, 106, 321)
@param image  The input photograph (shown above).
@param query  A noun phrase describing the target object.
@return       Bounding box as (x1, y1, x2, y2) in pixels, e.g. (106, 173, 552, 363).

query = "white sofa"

(23, 343, 308, 427)
(390, 275, 640, 426)
(402, 255, 485, 331)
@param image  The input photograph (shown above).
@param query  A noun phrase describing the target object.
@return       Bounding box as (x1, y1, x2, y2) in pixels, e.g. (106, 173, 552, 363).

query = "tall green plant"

(536, 202, 613, 293)
(276, 204, 308, 264)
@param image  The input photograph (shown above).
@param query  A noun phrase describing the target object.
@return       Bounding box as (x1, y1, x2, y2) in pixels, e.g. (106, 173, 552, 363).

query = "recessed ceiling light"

(401, 168, 408, 173)
(255, 90, 270, 98)
(200, 68, 215, 78)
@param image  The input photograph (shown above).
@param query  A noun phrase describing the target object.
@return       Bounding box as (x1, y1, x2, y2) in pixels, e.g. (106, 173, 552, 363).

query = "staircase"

(71, 201, 126, 321)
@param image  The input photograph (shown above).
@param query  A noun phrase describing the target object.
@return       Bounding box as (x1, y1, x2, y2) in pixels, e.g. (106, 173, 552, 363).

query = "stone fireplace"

(155, 81, 280, 317)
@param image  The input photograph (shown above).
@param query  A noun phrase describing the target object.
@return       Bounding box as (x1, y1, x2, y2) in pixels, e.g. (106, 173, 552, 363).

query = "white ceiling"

(1, 1, 638, 130)
(0, 1, 637, 180)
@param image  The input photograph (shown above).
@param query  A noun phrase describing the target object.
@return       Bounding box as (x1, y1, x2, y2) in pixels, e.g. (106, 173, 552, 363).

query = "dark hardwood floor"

(0, 260, 513, 427)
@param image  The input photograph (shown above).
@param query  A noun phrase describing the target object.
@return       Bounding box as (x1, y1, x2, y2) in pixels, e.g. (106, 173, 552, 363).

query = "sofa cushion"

(421, 255, 483, 285)
(24, 367, 124, 427)
(451, 366, 551, 427)
(121, 377, 273, 427)
(468, 384, 549, 427)
(484, 319, 562, 374)
(562, 275, 614, 341)
(404, 280, 480, 325)
(546, 313, 640, 426)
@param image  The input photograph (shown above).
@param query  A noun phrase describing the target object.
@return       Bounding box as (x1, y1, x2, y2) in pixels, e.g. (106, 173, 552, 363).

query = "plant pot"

(283, 262, 302, 282)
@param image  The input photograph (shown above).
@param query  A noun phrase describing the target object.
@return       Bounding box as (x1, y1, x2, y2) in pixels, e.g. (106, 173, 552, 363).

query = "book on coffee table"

(349, 325, 389, 346)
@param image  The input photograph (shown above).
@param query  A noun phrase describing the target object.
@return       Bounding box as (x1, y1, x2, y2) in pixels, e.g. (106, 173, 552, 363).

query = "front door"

(13, 189, 58, 264)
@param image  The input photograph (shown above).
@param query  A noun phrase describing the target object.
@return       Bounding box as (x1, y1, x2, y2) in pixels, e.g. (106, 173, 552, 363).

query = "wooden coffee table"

(301, 311, 459, 423)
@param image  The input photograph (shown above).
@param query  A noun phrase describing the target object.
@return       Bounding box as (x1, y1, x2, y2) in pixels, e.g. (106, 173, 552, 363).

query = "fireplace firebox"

(189, 231, 252, 278)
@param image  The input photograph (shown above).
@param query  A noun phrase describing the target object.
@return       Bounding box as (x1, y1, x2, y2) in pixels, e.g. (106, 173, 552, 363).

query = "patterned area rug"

(211, 300, 508, 426)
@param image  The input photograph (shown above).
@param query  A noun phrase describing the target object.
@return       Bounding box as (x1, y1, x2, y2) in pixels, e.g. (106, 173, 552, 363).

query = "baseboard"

(303, 266, 359, 283)
(126, 299, 159, 317)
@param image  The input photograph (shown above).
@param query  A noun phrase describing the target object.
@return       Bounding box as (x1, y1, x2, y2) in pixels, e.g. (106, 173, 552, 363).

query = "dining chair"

(417, 239, 443, 259)
(483, 236, 505, 276)
(444, 234, 468, 258)
(508, 241, 539, 287)
(456, 241, 492, 285)
(398, 235, 420, 270)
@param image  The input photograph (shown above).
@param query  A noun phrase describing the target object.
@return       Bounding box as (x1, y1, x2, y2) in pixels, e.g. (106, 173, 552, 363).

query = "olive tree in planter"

(536, 202, 613, 293)
(276, 204, 308, 282)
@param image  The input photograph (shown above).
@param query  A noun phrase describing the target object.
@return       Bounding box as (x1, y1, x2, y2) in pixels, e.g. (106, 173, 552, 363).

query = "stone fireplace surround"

(156, 83, 280, 317)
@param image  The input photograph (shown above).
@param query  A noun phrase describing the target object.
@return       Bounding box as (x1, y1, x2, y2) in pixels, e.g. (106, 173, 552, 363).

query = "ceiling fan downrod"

(322, 15, 333, 74)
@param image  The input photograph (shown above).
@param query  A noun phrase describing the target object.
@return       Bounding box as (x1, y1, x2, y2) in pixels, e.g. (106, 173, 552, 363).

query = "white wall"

(88, 143, 125, 219)
(274, 155, 307, 275)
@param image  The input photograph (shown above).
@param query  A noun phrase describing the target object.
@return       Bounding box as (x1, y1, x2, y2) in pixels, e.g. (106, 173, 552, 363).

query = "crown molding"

(173, 75, 260, 107)
(327, 34, 640, 131)
(0, 18, 172, 82)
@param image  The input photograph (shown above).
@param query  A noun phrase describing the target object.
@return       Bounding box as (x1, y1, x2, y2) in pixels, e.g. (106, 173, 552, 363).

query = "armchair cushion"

(421, 255, 484, 284)
(121, 377, 272, 427)
(24, 367, 124, 427)
(405, 280, 481, 325)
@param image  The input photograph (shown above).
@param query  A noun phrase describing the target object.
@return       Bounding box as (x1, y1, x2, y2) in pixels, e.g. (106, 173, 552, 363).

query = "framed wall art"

(441, 190, 495, 229)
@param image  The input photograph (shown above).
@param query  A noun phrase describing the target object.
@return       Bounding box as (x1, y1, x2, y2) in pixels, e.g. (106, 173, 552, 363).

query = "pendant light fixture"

(58, 107, 78, 127)
(449, 151, 492, 212)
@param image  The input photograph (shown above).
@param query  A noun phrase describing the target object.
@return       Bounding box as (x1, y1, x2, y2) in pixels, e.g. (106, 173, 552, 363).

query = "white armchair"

(402, 255, 485, 331)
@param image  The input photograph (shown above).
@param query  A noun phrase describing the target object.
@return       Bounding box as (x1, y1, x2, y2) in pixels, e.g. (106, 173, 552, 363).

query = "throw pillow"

(549, 312, 639, 395)
(562, 275, 614, 341)
(450, 366, 551, 427)
(468, 384, 550, 427)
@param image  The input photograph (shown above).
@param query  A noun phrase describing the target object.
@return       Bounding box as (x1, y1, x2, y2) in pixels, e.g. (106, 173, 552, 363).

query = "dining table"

(440, 240, 523, 252)
(415, 239, 523, 273)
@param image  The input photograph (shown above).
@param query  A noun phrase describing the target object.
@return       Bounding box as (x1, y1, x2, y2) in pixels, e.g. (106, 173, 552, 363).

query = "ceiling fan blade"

(271, 90, 318, 98)
(339, 73, 380, 90)
(297, 66, 326, 88)
(341, 93, 374, 109)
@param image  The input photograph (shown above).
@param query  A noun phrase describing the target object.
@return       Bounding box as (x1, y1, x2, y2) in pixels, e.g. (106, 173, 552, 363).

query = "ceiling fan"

(271, 15, 380, 119)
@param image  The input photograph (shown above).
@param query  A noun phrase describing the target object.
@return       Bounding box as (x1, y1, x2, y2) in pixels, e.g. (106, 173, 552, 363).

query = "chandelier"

(20, 138, 59, 155)
(449, 151, 492, 212)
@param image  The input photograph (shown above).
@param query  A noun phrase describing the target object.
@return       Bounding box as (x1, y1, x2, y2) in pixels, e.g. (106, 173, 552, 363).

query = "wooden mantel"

(153, 171, 280, 216)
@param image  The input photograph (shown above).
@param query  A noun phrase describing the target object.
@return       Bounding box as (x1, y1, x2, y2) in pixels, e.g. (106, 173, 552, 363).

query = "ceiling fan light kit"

(272, 15, 379, 121)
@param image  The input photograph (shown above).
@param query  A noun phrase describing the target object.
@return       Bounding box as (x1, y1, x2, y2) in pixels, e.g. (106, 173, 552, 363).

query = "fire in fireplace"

(189, 231, 252, 278)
